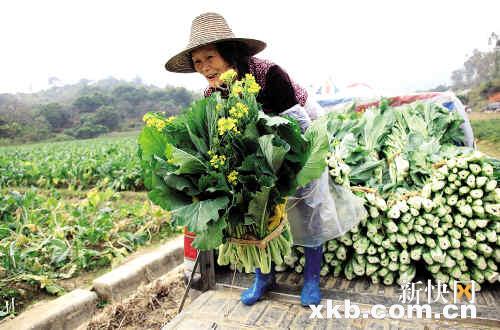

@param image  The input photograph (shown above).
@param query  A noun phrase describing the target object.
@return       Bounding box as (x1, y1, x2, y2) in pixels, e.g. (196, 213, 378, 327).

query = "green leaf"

(239, 154, 274, 177)
(242, 121, 259, 142)
(361, 107, 393, 152)
(258, 135, 290, 173)
(296, 120, 329, 187)
(172, 196, 229, 233)
(192, 217, 227, 250)
(164, 174, 200, 196)
(166, 144, 208, 174)
(45, 284, 65, 295)
(246, 187, 271, 237)
(186, 124, 208, 155)
(148, 174, 191, 210)
(138, 126, 168, 160)
(349, 159, 385, 184)
(198, 172, 230, 193)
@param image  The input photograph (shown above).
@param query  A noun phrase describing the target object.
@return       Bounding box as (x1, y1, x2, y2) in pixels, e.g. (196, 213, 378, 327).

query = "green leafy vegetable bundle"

(138, 70, 329, 273)
(282, 100, 499, 289)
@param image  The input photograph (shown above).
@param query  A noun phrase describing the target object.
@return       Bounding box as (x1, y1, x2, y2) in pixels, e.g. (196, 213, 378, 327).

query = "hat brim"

(165, 38, 266, 73)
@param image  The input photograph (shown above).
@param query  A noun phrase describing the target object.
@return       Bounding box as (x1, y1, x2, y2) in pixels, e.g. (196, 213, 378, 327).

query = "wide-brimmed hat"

(165, 12, 266, 73)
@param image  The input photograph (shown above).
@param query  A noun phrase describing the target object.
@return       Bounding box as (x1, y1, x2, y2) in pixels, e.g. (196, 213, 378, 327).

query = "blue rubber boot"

(301, 245, 322, 306)
(240, 268, 275, 306)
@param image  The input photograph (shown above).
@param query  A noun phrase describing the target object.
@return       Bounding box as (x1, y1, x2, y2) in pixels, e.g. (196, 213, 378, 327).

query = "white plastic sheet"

(286, 170, 367, 247)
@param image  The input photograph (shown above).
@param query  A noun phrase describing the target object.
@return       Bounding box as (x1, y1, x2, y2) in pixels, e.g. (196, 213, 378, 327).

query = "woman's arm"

(258, 65, 311, 132)
(258, 65, 299, 114)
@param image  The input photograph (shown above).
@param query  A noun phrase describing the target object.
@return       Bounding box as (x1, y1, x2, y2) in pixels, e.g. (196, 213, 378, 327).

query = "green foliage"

(472, 118, 500, 143)
(112, 85, 148, 106)
(451, 49, 497, 90)
(0, 188, 178, 307)
(65, 123, 109, 139)
(0, 136, 144, 191)
(326, 101, 465, 191)
(73, 92, 110, 113)
(450, 33, 500, 111)
(138, 74, 327, 256)
(0, 78, 198, 143)
(38, 103, 71, 130)
(479, 79, 500, 98)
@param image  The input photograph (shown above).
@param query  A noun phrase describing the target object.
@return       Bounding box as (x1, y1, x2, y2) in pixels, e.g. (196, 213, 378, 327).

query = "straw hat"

(165, 12, 266, 73)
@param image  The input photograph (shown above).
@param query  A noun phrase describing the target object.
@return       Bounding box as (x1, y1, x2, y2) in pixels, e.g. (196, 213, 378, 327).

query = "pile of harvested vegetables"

(280, 101, 499, 289)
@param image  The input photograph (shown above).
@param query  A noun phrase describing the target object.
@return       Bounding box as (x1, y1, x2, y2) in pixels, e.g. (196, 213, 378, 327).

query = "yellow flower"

(209, 152, 227, 169)
(244, 74, 261, 94)
(219, 69, 237, 84)
(217, 117, 239, 135)
(216, 103, 223, 112)
(227, 170, 238, 186)
(165, 116, 176, 124)
(229, 102, 249, 119)
(146, 118, 166, 131)
(142, 112, 171, 132)
(231, 81, 243, 96)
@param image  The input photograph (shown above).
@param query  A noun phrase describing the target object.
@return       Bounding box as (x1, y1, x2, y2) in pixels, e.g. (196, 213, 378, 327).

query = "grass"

(469, 112, 500, 158)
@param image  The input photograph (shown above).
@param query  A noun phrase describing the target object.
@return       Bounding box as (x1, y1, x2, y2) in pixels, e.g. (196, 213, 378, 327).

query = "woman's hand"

(280, 104, 311, 133)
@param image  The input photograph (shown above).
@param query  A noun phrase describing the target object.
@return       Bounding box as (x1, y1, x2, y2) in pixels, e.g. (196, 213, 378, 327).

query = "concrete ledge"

(92, 235, 183, 302)
(0, 235, 184, 330)
(0, 289, 97, 330)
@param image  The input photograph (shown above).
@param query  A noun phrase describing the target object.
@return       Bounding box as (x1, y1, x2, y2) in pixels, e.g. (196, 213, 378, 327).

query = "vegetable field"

(0, 187, 177, 316)
(0, 136, 143, 191)
(0, 134, 182, 320)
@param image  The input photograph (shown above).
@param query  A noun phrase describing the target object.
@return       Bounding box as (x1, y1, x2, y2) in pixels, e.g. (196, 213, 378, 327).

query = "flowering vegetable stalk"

(138, 70, 329, 273)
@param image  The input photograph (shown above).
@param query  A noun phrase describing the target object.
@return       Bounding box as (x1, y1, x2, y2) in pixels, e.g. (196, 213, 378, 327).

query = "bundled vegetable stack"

(138, 70, 329, 274)
(418, 152, 499, 289)
(280, 100, 499, 288)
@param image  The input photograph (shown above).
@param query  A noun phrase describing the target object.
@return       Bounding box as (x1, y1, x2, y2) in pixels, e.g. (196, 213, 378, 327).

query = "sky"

(1, 0, 498, 96)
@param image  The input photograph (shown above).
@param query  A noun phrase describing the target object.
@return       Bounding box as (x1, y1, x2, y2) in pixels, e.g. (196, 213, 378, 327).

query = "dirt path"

(86, 266, 195, 330)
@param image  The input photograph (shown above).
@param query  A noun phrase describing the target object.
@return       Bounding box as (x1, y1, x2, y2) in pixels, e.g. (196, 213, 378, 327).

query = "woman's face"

(191, 45, 232, 88)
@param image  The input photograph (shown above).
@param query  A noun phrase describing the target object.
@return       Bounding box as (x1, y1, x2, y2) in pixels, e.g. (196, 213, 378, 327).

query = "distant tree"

(149, 89, 170, 102)
(95, 77, 122, 90)
(168, 87, 193, 108)
(112, 85, 148, 106)
(93, 105, 121, 130)
(0, 75, 200, 143)
(48, 76, 61, 87)
(0, 114, 15, 138)
(451, 33, 499, 90)
(132, 76, 143, 85)
(451, 69, 466, 90)
(38, 102, 71, 131)
(73, 93, 109, 113)
(479, 79, 500, 98)
(489, 32, 500, 79)
(428, 84, 450, 92)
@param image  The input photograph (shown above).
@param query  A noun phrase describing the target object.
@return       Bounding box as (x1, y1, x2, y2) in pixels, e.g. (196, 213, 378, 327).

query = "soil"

(4, 234, 182, 322)
(86, 266, 192, 330)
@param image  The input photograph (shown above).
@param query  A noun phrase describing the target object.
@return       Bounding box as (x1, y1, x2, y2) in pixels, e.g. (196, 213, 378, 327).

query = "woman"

(165, 12, 348, 307)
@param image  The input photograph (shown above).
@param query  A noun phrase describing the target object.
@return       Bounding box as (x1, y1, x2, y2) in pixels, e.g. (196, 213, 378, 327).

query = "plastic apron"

(281, 101, 367, 247)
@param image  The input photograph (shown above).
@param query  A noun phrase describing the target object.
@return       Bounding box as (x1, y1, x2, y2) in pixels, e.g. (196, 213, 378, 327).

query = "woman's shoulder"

(248, 57, 277, 80)
(249, 57, 294, 89)
(249, 56, 275, 68)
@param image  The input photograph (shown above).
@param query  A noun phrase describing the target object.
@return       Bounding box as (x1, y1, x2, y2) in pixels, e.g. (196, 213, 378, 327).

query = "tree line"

(0, 77, 199, 143)
(449, 32, 500, 111)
